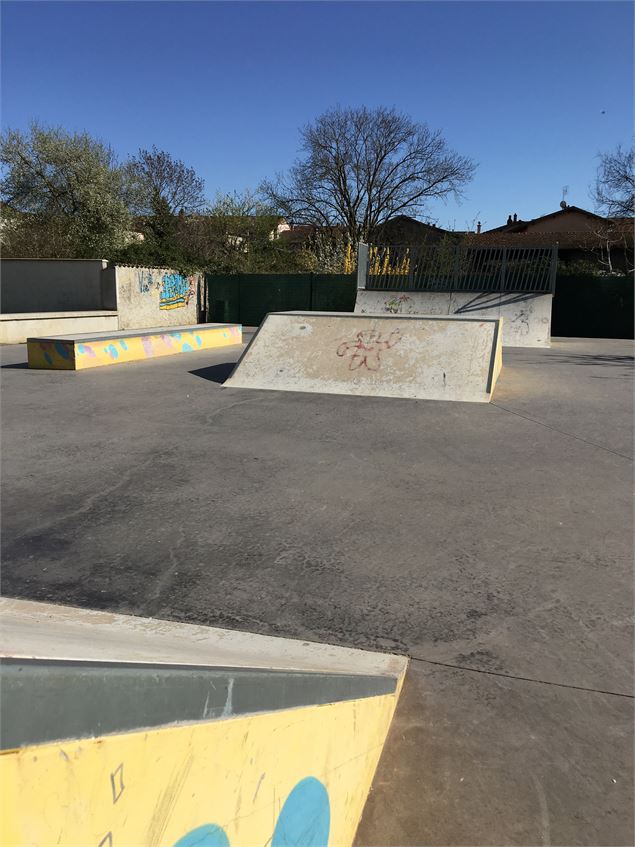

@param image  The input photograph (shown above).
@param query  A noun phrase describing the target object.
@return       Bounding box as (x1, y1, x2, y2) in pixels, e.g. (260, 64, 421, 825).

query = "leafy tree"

(592, 144, 634, 218)
(304, 229, 353, 273)
(1, 123, 132, 257)
(129, 146, 206, 214)
(260, 105, 475, 243)
(171, 191, 312, 273)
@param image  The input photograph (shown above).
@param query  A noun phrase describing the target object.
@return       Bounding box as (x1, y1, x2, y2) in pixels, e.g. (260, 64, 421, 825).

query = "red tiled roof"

(467, 223, 633, 249)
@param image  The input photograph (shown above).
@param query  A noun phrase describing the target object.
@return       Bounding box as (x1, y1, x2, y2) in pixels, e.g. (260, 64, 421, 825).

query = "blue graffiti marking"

(195, 335, 202, 346)
(181, 343, 193, 352)
(173, 332, 182, 339)
(104, 344, 119, 360)
(172, 824, 229, 847)
(272, 777, 330, 847)
(160, 273, 191, 310)
(119, 340, 128, 351)
(137, 270, 154, 294)
(54, 341, 71, 359)
(44, 351, 52, 365)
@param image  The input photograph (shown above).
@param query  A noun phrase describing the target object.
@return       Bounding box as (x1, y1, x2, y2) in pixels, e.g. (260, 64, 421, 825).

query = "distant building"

(472, 204, 633, 273)
(278, 215, 460, 247)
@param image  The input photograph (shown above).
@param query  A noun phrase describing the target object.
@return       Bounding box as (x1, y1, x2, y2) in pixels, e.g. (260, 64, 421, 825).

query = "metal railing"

(364, 244, 558, 293)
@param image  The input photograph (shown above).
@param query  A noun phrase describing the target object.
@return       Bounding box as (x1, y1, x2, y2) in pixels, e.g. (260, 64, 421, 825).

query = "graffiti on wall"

(137, 270, 156, 294)
(160, 273, 195, 310)
(384, 294, 411, 314)
(336, 328, 402, 371)
(134, 269, 196, 310)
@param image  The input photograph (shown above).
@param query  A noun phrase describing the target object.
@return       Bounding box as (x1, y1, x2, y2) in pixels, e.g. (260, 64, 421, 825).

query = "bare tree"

(130, 146, 206, 214)
(260, 106, 475, 242)
(583, 219, 634, 275)
(591, 144, 634, 218)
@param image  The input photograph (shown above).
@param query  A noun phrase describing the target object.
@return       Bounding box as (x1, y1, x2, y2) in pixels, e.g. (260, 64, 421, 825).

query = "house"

(278, 215, 458, 247)
(372, 215, 457, 245)
(278, 224, 347, 247)
(471, 204, 633, 273)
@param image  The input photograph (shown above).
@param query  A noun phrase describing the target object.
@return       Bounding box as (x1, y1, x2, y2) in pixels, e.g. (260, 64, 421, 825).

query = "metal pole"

(549, 244, 558, 293)
(357, 242, 369, 290)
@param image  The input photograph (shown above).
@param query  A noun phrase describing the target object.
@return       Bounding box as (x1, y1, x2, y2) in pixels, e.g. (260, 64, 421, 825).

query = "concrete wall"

(0, 261, 201, 335)
(114, 266, 200, 330)
(0, 311, 119, 345)
(355, 289, 552, 347)
(0, 260, 109, 313)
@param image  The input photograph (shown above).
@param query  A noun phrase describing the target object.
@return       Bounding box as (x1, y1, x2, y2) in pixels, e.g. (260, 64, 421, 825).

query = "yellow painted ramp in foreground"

(1, 600, 407, 847)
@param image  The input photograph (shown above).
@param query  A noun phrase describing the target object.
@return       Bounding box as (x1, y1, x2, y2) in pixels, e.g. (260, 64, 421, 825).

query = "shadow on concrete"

(1, 362, 29, 369)
(518, 352, 634, 369)
(189, 362, 236, 384)
(550, 353, 634, 367)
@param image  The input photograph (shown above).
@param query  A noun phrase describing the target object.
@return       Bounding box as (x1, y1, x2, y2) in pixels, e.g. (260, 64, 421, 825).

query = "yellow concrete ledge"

(27, 323, 242, 369)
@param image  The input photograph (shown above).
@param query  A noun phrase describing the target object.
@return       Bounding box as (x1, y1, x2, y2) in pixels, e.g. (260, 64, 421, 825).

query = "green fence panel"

(206, 273, 357, 326)
(310, 274, 357, 311)
(206, 275, 240, 324)
(552, 274, 634, 339)
(238, 274, 312, 326)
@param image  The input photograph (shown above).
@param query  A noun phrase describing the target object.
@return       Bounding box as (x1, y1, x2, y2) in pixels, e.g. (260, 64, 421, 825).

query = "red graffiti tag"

(336, 328, 401, 371)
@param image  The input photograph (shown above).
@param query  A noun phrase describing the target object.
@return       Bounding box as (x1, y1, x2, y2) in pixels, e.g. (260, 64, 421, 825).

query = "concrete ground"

(1, 335, 633, 845)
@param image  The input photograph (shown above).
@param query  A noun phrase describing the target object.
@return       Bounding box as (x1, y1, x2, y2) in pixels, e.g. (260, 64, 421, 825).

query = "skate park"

(1, 273, 633, 844)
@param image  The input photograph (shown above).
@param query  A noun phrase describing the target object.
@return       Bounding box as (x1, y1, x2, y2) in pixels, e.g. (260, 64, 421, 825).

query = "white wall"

(114, 266, 200, 330)
(355, 290, 552, 347)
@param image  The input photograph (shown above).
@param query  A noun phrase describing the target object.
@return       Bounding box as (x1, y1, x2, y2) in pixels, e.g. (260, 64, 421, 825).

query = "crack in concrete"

(408, 653, 634, 698)
(490, 402, 634, 461)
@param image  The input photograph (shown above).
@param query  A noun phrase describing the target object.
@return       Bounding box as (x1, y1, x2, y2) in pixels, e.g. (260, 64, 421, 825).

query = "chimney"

(507, 215, 513, 225)
(476, 221, 481, 234)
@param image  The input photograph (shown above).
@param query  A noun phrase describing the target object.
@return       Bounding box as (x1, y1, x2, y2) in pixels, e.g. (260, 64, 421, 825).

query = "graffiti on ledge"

(336, 328, 402, 371)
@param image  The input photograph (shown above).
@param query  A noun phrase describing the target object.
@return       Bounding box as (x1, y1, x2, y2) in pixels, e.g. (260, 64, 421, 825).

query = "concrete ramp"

(1, 599, 406, 847)
(225, 311, 503, 403)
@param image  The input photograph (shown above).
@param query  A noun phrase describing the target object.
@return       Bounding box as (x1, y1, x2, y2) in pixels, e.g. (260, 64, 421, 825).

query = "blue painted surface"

(172, 825, 230, 847)
(272, 777, 330, 847)
(119, 340, 128, 350)
(181, 343, 193, 352)
(54, 341, 71, 359)
(43, 351, 52, 365)
(195, 335, 202, 346)
(104, 344, 119, 360)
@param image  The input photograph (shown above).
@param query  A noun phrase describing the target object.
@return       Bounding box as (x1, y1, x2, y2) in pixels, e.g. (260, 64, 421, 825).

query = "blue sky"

(2, 1, 633, 230)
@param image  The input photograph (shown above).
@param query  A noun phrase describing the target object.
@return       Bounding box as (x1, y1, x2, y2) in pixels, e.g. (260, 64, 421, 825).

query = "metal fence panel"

(366, 244, 557, 293)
